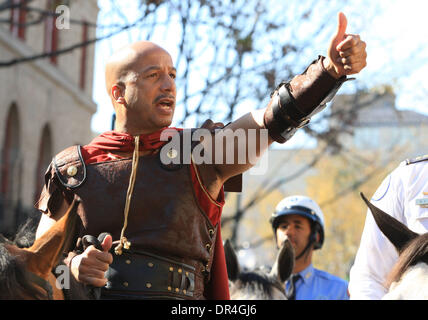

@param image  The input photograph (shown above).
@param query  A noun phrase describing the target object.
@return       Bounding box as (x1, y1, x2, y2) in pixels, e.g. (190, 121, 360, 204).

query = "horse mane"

(0, 241, 44, 299)
(385, 233, 428, 288)
(225, 239, 293, 300)
(237, 270, 276, 297)
(0, 216, 42, 298)
(0, 200, 89, 300)
(229, 267, 286, 300)
(12, 214, 40, 248)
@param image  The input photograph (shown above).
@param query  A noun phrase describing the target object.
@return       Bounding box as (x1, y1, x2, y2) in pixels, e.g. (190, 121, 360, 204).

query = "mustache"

(153, 94, 176, 104)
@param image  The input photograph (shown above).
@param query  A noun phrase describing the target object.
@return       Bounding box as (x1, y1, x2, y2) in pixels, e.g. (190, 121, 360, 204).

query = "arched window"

(0, 104, 21, 234)
(34, 124, 53, 203)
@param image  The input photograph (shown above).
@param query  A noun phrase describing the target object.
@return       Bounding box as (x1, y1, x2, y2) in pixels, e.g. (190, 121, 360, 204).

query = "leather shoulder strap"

(53, 145, 86, 189)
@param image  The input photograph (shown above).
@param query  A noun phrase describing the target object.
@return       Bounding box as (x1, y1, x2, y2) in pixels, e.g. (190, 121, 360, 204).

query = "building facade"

(0, 0, 99, 235)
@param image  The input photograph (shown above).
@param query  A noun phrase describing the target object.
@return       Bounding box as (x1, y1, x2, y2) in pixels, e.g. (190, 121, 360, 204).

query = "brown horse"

(0, 198, 86, 299)
(360, 192, 428, 299)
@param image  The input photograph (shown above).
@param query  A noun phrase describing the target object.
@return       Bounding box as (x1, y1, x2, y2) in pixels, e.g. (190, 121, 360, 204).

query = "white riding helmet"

(270, 195, 325, 250)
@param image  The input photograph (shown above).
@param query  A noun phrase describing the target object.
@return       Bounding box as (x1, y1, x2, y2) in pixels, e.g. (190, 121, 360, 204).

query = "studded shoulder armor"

(53, 145, 86, 188)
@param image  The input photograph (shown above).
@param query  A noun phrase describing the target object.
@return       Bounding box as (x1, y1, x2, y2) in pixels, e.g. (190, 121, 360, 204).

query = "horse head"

(224, 238, 294, 300)
(360, 192, 428, 298)
(0, 198, 80, 299)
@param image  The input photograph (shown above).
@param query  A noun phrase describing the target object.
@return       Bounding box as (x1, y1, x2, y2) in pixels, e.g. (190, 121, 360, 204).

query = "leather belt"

(103, 249, 200, 299)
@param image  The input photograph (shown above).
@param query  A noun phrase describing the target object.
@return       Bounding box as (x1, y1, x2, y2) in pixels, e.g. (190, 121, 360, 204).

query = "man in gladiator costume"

(34, 12, 367, 299)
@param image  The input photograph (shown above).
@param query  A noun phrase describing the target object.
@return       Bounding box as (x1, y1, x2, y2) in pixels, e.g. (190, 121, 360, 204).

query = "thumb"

(334, 12, 347, 46)
(101, 234, 113, 252)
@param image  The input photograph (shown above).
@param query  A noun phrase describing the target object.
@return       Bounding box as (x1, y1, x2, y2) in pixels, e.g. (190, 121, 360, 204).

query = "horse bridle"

(27, 272, 54, 300)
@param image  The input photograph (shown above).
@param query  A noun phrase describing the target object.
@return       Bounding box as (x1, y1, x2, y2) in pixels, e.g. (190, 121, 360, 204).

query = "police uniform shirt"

(286, 264, 349, 300)
(349, 157, 428, 300)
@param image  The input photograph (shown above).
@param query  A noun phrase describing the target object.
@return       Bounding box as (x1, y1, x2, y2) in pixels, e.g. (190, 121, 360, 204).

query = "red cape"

(81, 129, 230, 300)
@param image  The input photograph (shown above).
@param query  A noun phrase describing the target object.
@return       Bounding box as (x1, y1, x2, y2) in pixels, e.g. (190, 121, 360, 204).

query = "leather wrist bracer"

(264, 55, 352, 143)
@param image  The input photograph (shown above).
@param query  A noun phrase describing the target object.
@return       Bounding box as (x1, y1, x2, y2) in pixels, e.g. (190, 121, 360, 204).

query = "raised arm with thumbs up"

(193, 11, 368, 192)
(324, 12, 367, 78)
(261, 11, 367, 144)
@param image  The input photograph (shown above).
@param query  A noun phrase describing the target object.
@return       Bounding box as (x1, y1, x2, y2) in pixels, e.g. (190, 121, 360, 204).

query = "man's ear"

(111, 84, 126, 105)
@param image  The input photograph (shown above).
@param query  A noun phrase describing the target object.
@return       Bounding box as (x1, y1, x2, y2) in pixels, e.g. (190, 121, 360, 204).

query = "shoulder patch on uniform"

(405, 154, 428, 165)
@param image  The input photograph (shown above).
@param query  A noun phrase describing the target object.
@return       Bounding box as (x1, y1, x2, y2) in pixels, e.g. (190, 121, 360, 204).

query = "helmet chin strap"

(295, 225, 319, 261)
(295, 237, 315, 260)
(275, 232, 316, 261)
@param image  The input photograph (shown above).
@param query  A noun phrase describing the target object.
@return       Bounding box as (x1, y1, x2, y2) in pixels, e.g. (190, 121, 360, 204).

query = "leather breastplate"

(52, 146, 218, 299)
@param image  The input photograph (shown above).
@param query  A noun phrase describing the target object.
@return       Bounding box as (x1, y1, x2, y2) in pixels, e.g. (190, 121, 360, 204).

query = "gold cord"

(114, 135, 140, 255)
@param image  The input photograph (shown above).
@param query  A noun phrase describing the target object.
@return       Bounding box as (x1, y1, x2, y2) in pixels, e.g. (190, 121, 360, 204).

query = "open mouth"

(158, 101, 173, 107)
(156, 98, 174, 108)
(155, 98, 175, 115)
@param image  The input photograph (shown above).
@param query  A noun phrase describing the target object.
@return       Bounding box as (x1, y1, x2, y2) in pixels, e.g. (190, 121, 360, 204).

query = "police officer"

(349, 156, 428, 299)
(270, 195, 349, 300)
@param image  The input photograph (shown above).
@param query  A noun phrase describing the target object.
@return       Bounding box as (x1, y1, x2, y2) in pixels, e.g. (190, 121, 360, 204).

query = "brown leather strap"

(53, 145, 86, 189)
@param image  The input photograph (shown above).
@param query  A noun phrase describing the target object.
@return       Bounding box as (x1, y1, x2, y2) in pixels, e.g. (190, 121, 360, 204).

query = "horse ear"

(270, 237, 295, 283)
(360, 192, 418, 253)
(224, 239, 240, 281)
(25, 198, 80, 277)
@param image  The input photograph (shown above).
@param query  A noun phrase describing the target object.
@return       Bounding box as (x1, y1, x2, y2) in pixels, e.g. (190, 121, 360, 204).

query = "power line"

(0, 3, 128, 29)
(0, 0, 36, 11)
(0, 14, 147, 67)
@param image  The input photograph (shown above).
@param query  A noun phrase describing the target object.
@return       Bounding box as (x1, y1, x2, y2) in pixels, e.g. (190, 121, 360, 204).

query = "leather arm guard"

(264, 55, 352, 143)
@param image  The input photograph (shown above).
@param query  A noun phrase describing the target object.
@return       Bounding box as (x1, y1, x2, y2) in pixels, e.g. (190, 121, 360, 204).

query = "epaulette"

(405, 154, 428, 165)
(53, 145, 86, 188)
